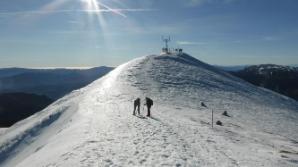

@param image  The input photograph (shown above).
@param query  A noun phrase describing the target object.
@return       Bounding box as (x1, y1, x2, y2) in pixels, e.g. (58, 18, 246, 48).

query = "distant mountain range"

(228, 64, 298, 101)
(0, 67, 114, 100)
(0, 93, 53, 127)
(0, 67, 113, 127)
(215, 64, 298, 72)
(214, 65, 249, 71)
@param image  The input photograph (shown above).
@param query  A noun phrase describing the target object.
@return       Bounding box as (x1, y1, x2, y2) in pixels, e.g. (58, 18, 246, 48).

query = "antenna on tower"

(162, 36, 171, 54)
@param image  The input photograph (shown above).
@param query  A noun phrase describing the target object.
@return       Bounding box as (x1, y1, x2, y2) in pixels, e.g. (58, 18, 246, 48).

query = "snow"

(253, 64, 298, 74)
(0, 53, 298, 167)
(0, 129, 7, 136)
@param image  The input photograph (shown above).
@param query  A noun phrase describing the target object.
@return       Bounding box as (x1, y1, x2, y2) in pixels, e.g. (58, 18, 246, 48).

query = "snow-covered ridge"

(244, 64, 298, 75)
(0, 53, 298, 166)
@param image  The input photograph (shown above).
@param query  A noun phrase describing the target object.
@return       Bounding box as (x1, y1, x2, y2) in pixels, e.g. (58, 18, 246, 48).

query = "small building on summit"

(175, 48, 183, 53)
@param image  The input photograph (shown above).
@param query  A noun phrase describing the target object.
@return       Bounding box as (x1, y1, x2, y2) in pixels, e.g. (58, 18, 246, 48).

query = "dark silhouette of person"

(145, 97, 153, 117)
(133, 98, 140, 115)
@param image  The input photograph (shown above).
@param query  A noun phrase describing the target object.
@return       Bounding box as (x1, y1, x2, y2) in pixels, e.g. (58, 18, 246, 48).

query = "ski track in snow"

(1, 53, 298, 167)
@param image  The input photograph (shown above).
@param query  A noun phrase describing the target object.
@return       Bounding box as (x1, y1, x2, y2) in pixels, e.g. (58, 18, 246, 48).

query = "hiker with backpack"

(145, 97, 153, 117)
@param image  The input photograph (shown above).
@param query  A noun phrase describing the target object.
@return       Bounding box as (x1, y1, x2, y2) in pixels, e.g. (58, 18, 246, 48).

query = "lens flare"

(4, 0, 153, 29)
(81, 0, 107, 30)
(80, 0, 129, 27)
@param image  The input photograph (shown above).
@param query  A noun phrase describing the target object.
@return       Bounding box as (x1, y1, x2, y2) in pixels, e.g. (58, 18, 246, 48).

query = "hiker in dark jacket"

(145, 97, 153, 117)
(133, 98, 141, 115)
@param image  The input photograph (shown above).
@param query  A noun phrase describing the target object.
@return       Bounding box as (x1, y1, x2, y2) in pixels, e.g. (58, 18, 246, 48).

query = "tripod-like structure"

(162, 36, 171, 53)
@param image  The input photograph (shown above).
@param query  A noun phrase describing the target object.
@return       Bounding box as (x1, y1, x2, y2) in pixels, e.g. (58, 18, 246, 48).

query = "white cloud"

(0, 9, 153, 16)
(263, 36, 279, 41)
(186, 0, 205, 7)
(185, 0, 239, 7)
(177, 41, 207, 45)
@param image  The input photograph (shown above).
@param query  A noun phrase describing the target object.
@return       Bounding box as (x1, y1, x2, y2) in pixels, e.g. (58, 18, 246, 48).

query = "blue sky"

(0, 0, 298, 68)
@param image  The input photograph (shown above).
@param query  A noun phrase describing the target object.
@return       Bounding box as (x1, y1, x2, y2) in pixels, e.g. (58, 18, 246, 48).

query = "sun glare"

(30, 0, 149, 30)
(81, 0, 107, 29)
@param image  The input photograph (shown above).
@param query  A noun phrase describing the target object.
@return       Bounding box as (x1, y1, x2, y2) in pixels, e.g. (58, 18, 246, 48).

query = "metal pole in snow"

(212, 109, 214, 128)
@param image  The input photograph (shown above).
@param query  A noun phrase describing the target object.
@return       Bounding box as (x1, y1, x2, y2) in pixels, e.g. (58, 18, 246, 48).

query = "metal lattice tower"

(162, 36, 171, 51)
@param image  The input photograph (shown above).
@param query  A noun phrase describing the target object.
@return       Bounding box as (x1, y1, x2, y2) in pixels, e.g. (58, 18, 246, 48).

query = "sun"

(81, 0, 101, 12)
(80, 0, 107, 28)
(80, 0, 128, 31)
(81, 0, 126, 17)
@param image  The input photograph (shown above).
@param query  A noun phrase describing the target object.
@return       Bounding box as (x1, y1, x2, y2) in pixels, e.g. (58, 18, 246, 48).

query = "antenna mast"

(162, 36, 171, 53)
(160, 36, 183, 54)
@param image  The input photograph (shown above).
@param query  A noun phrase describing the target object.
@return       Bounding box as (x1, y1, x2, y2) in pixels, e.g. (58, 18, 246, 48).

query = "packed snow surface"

(0, 53, 298, 167)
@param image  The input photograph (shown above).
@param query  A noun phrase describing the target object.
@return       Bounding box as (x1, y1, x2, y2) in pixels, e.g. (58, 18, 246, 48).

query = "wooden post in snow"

(212, 109, 214, 128)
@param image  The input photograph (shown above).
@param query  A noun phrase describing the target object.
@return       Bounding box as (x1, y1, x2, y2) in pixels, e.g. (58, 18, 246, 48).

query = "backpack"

(146, 98, 153, 106)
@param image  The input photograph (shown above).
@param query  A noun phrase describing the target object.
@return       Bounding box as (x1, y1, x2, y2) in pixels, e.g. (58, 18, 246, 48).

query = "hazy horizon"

(1, 63, 298, 70)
